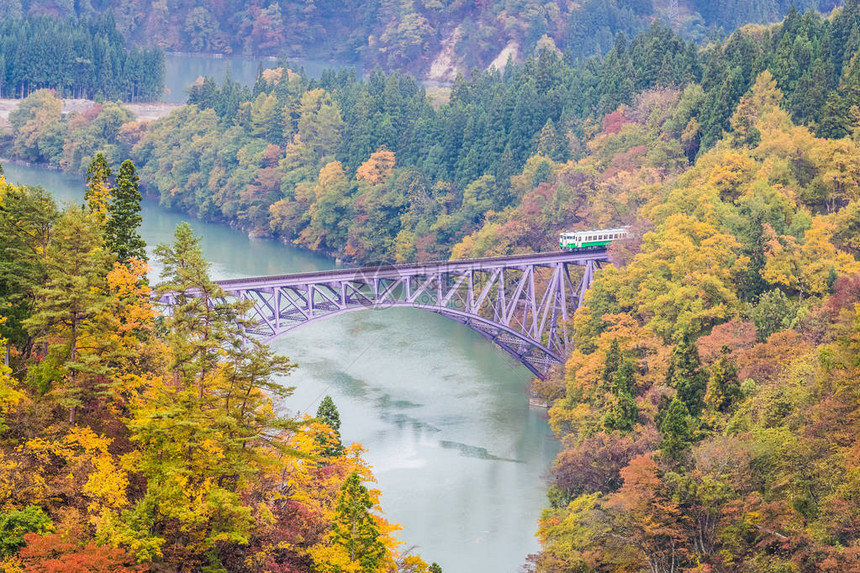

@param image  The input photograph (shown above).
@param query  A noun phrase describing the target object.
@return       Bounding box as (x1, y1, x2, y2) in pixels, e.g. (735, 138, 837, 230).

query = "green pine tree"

(602, 339, 622, 387)
(666, 334, 707, 416)
(659, 398, 692, 461)
(612, 359, 636, 395)
(23, 206, 112, 424)
(105, 159, 147, 264)
(603, 391, 639, 433)
(332, 472, 386, 570)
(316, 395, 344, 457)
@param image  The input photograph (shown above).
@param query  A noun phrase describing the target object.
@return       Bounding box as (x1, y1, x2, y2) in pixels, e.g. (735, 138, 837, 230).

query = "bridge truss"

(198, 250, 608, 378)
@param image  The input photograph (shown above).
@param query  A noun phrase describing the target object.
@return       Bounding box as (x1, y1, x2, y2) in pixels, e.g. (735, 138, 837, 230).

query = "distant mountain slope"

(3, 0, 842, 78)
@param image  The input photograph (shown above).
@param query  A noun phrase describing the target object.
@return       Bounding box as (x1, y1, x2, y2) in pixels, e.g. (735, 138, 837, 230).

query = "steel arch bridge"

(163, 249, 608, 378)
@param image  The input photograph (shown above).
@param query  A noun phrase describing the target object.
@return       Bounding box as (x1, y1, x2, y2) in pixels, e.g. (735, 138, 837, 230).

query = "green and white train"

(559, 227, 630, 250)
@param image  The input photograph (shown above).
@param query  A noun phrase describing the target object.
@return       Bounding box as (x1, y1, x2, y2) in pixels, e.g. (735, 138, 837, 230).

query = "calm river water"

(2, 162, 558, 572)
(163, 53, 360, 103)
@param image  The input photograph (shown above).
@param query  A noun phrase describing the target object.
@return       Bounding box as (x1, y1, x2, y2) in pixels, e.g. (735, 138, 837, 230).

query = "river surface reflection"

(3, 161, 558, 572)
(163, 53, 360, 103)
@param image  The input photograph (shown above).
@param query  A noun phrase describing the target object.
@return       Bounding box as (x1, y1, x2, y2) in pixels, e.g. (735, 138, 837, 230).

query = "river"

(2, 161, 558, 572)
(163, 53, 360, 103)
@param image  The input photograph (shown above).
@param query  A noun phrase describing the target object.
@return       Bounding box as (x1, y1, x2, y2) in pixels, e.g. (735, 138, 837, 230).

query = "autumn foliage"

(529, 71, 860, 571)
(0, 169, 431, 571)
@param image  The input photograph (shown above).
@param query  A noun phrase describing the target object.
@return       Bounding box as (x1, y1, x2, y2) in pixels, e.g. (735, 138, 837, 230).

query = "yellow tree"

(84, 153, 113, 225)
(762, 218, 860, 297)
(616, 213, 749, 340)
(109, 223, 297, 567)
(0, 320, 25, 435)
(356, 148, 396, 185)
(85, 260, 165, 413)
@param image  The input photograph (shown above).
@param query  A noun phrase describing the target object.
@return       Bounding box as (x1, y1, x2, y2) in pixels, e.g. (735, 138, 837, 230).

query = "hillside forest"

(0, 155, 439, 572)
(0, 15, 164, 101)
(8, 5, 860, 264)
(1, 0, 860, 572)
(2, 0, 845, 77)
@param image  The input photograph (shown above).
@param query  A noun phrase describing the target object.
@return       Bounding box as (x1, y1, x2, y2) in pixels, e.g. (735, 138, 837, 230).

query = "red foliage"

(80, 104, 103, 123)
(414, 234, 437, 262)
(798, 274, 860, 343)
(603, 145, 647, 180)
(20, 532, 144, 573)
(553, 428, 658, 495)
(735, 330, 810, 382)
(601, 109, 631, 135)
(697, 320, 758, 364)
(262, 144, 281, 167)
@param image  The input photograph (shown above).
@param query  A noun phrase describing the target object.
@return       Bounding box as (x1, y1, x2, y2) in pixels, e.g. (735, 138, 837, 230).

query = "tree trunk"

(69, 316, 78, 425)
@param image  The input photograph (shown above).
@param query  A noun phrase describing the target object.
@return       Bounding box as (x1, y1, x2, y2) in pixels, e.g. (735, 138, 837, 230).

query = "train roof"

(560, 227, 630, 236)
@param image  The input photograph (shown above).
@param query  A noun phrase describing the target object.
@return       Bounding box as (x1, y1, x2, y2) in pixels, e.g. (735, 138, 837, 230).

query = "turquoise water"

(163, 53, 360, 103)
(2, 161, 557, 572)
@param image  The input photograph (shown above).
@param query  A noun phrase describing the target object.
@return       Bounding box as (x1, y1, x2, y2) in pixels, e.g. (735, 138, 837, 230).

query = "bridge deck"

(215, 247, 608, 289)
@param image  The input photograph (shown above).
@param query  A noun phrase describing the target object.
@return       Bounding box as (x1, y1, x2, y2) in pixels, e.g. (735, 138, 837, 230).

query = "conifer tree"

(154, 222, 241, 396)
(23, 206, 111, 424)
(602, 339, 622, 387)
(0, 184, 57, 348)
(316, 394, 344, 456)
(117, 223, 296, 564)
(658, 398, 692, 461)
(603, 391, 639, 433)
(332, 472, 386, 571)
(105, 159, 146, 264)
(704, 346, 741, 413)
(612, 359, 636, 395)
(666, 334, 707, 416)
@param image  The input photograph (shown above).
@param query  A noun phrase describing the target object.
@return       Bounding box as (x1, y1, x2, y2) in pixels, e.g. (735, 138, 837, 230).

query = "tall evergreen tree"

(658, 398, 692, 462)
(602, 338, 623, 387)
(666, 334, 708, 416)
(23, 206, 111, 424)
(603, 391, 639, 433)
(120, 223, 296, 564)
(332, 472, 386, 570)
(704, 346, 742, 413)
(316, 394, 344, 456)
(0, 184, 57, 349)
(105, 159, 146, 264)
(612, 359, 636, 395)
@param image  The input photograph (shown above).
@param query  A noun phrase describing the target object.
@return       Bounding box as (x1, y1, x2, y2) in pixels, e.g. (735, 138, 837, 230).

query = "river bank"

(2, 160, 559, 572)
(0, 98, 181, 128)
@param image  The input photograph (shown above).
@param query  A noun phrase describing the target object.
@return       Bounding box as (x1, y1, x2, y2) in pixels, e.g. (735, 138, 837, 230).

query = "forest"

(7, 5, 860, 264)
(529, 72, 860, 570)
(0, 155, 439, 572)
(1, 1, 860, 571)
(3, 0, 842, 77)
(0, 15, 164, 101)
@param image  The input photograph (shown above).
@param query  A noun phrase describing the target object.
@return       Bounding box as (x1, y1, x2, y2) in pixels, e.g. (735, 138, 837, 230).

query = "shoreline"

(0, 155, 342, 265)
(0, 98, 181, 126)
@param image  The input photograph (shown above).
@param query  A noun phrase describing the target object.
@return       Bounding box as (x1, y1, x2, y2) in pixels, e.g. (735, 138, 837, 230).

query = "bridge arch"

(164, 250, 608, 378)
(260, 302, 564, 378)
